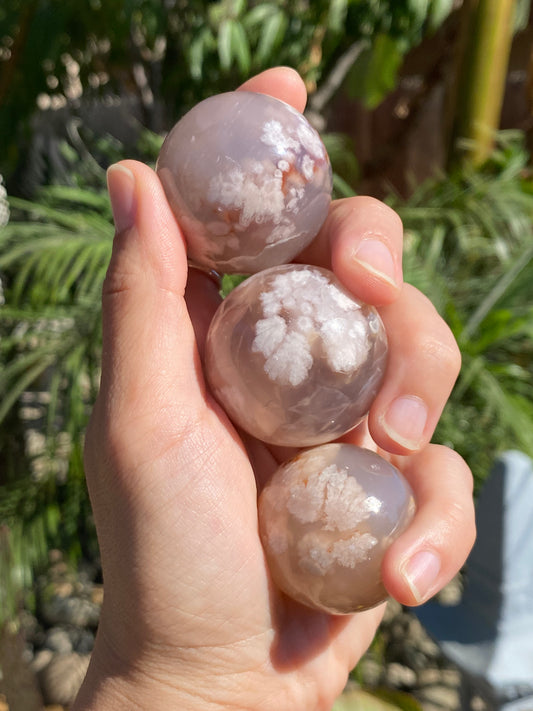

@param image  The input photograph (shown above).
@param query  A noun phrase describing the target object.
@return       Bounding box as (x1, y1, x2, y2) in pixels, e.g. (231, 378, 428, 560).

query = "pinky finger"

(381, 445, 476, 606)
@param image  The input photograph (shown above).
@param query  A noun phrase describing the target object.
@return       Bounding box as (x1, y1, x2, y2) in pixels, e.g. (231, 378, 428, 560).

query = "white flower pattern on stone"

(252, 269, 371, 386)
(207, 166, 286, 227)
(260, 119, 301, 154)
(287, 463, 373, 530)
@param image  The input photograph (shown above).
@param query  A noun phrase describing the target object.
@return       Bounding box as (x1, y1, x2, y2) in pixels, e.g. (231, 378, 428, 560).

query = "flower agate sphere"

(205, 264, 388, 447)
(259, 444, 415, 614)
(156, 91, 332, 274)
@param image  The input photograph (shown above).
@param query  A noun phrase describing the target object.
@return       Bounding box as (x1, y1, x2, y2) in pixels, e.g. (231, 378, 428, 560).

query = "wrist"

(71, 603, 339, 711)
(71, 629, 235, 711)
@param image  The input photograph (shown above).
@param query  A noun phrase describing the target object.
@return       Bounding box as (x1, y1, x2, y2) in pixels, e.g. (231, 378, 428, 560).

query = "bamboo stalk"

(451, 0, 517, 167)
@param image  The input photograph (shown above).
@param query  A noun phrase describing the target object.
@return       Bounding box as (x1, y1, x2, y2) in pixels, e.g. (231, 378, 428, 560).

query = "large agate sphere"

(259, 444, 415, 614)
(156, 91, 332, 274)
(205, 264, 388, 447)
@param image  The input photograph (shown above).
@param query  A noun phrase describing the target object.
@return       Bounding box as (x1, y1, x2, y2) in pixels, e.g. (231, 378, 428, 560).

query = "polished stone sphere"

(157, 91, 332, 274)
(205, 264, 388, 447)
(259, 444, 415, 614)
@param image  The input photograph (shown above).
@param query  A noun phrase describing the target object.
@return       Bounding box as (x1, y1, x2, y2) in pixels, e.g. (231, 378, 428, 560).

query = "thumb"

(100, 160, 203, 427)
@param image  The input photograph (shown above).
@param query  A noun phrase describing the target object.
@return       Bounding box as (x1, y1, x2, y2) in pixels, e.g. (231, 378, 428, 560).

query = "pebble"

(44, 627, 73, 654)
(436, 573, 464, 606)
(358, 657, 384, 687)
(416, 681, 460, 710)
(385, 662, 418, 689)
(418, 668, 461, 687)
(38, 652, 90, 706)
(20, 553, 103, 705)
(30, 648, 54, 674)
(41, 595, 101, 628)
(73, 628, 95, 654)
(90, 584, 104, 607)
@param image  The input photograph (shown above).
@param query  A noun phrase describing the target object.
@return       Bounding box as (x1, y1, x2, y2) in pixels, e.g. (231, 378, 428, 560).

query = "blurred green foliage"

(332, 686, 423, 710)
(1, 0, 457, 177)
(399, 136, 533, 490)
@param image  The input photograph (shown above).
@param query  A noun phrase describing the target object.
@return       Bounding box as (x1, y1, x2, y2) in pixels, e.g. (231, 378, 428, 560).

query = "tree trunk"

(448, 0, 517, 167)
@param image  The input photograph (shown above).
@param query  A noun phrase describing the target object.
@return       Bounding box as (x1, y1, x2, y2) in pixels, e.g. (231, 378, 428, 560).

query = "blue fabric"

(415, 451, 533, 700)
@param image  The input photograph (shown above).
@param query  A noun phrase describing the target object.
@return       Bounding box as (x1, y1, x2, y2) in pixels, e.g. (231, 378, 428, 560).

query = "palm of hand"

(86, 268, 382, 710)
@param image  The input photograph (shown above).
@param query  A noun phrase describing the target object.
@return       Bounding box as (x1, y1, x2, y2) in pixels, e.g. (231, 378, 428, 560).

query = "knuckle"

(404, 287, 461, 375)
(444, 498, 472, 530)
(101, 235, 143, 298)
(331, 196, 403, 236)
(419, 333, 461, 378)
(435, 498, 476, 555)
(355, 195, 403, 225)
(433, 450, 477, 551)
(102, 263, 137, 298)
(438, 445, 475, 494)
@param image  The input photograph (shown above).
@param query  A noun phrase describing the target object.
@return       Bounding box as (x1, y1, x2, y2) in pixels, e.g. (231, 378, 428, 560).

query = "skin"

(72, 68, 475, 711)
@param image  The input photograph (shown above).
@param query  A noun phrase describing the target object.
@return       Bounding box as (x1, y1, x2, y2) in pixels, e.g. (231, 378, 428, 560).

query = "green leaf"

(229, 0, 247, 19)
(242, 3, 278, 29)
(332, 173, 357, 199)
(7, 196, 92, 231)
(427, 0, 455, 32)
(514, 0, 532, 32)
(372, 688, 424, 711)
(322, 132, 360, 187)
(0, 351, 57, 424)
(333, 687, 422, 711)
(218, 18, 233, 71)
(208, 2, 226, 28)
(333, 689, 397, 711)
(408, 0, 430, 25)
(461, 241, 533, 342)
(189, 27, 214, 81)
(254, 9, 288, 66)
(230, 20, 251, 75)
(346, 34, 405, 109)
(327, 0, 348, 34)
(220, 273, 248, 297)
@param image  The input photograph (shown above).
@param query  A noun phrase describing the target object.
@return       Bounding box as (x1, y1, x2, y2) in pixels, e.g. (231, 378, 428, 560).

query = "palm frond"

(398, 133, 533, 487)
(0, 183, 109, 623)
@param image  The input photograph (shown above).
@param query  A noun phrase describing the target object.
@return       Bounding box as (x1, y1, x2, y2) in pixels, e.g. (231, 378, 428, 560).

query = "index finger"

(237, 66, 307, 112)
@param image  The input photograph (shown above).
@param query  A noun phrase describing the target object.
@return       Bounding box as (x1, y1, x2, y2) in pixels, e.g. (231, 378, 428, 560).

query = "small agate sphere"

(258, 444, 415, 614)
(205, 264, 388, 447)
(156, 91, 332, 274)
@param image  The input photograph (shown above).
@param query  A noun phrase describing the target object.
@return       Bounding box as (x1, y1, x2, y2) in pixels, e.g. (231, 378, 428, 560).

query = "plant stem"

(450, 0, 517, 167)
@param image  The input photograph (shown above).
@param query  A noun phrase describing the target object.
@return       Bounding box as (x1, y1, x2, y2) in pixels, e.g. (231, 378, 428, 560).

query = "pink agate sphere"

(259, 444, 415, 614)
(156, 91, 332, 274)
(205, 264, 388, 447)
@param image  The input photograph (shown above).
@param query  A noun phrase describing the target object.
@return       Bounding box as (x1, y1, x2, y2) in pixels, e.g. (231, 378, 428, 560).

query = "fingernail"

(107, 164, 136, 233)
(402, 550, 441, 604)
(353, 239, 397, 287)
(382, 395, 428, 451)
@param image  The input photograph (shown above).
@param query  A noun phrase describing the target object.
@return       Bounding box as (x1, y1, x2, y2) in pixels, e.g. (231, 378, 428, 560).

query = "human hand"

(73, 68, 475, 711)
